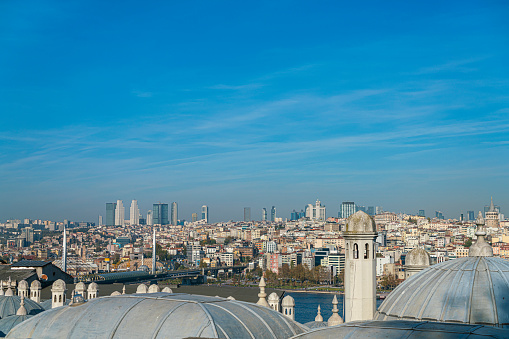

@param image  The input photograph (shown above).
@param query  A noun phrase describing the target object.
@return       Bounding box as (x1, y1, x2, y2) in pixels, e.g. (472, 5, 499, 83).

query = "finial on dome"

(122, 285, 126, 295)
(5, 287, 13, 296)
(256, 276, 269, 307)
(16, 296, 27, 316)
(327, 295, 343, 326)
(469, 211, 493, 257)
(315, 305, 323, 322)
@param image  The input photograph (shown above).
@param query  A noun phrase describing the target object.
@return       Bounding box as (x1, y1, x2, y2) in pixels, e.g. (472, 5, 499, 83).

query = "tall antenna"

(63, 224, 67, 273)
(152, 228, 156, 274)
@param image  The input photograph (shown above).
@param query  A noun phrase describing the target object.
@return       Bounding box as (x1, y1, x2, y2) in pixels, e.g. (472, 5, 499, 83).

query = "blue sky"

(1, 1, 508, 222)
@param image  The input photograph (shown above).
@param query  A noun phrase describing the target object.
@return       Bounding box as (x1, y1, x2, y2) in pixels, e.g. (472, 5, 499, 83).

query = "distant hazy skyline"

(1, 1, 508, 222)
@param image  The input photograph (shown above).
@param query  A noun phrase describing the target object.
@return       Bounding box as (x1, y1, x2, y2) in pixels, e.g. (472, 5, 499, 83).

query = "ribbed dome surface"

(0, 296, 44, 318)
(376, 257, 509, 327)
(7, 293, 308, 338)
(0, 315, 31, 337)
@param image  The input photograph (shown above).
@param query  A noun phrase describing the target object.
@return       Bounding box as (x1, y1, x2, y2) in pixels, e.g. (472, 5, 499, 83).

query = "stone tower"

(75, 282, 86, 297)
(51, 279, 67, 308)
(30, 280, 41, 303)
(281, 295, 295, 320)
(87, 282, 99, 299)
(405, 248, 430, 279)
(268, 292, 280, 312)
(343, 210, 377, 322)
(17, 280, 29, 298)
(485, 197, 500, 228)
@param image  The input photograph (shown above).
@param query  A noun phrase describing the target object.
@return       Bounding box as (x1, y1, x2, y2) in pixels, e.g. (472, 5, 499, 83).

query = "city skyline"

(1, 1, 508, 221)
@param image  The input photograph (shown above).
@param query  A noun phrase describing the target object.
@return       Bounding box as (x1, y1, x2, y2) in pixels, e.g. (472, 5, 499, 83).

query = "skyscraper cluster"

(104, 200, 181, 226)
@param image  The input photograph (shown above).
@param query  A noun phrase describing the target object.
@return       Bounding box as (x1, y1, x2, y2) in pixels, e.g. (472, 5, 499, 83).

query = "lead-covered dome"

(406, 248, 430, 267)
(0, 296, 44, 318)
(7, 293, 308, 338)
(376, 256, 509, 327)
(345, 211, 376, 233)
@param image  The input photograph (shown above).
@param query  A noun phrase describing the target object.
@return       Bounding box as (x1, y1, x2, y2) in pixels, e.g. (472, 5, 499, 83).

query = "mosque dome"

(406, 248, 430, 267)
(6, 293, 308, 339)
(345, 211, 376, 234)
(291, 320, 509, 338)
(376, 256, 509, 327)
(0, 315, 31, 337)
(51, 280, 66, 292)
(0, 296, 44, 318)
(87, 282, 98, 291)
(17, 281, 28, 291)
(282, 295, 295, 307)
(268, 292, 279, 303)
(29, 281, 40, 289)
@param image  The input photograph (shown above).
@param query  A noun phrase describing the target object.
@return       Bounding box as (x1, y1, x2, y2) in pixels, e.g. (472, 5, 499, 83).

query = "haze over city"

(1, 1, 508, 222)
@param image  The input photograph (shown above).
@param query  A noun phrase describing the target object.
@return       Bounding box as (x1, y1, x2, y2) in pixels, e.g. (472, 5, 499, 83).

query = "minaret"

(152, 228, 156, 274)
(469, 211, 494, 257)
(315, 305, 323, 322)
(63, 224, 67, 274)
(256, 277, 270, 307)
(343, 210, 377, 322)
(328, 295, 343, 326)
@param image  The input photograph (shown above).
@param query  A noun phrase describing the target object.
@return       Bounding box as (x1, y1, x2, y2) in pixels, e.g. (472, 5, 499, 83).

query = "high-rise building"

(153, 203, 169, 225)
(418, 210, 425, 217)
(191, 213, 198, 222)
(367, 206, 375, 216)
(98, 215, 103, 227)
(375, 206, 383, 215)
(262, 208, 267, 221)
(306, 199, 326, 221)
(201, 205, 209, 223)
(130, 200, 139, 225)
(115, 200, 125, 226)
(171, 202, 178, 226)
(340, 202, 356, 219)
(146, 210, 153, 226)
(244, 207, 251, 222)
(435, 211, 444, 220)
(290, 210, 299, 221)
(106, 203, 116, 226)
(467, 211, 475, 221)
(271, 206, 276, 222)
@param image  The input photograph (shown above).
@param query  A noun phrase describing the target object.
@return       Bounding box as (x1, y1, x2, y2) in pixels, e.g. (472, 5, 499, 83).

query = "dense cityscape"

(1, 197, 505, 289)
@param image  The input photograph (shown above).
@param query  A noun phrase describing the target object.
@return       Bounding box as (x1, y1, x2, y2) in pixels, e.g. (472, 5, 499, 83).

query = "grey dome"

(29, 281, 40, 289)
(0, 315, 32, 337)
(282, 295, 295, 307)
(406, 248, 430, 267)
(17, 281, 28, 291)
(345, 211, 376, 233)
(291, 320, 509, 338)
(376, 257, 509, 327)
(0, 296, 44, 318)
(7, 293, 308, 338)
(268, 292, 279, 302)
